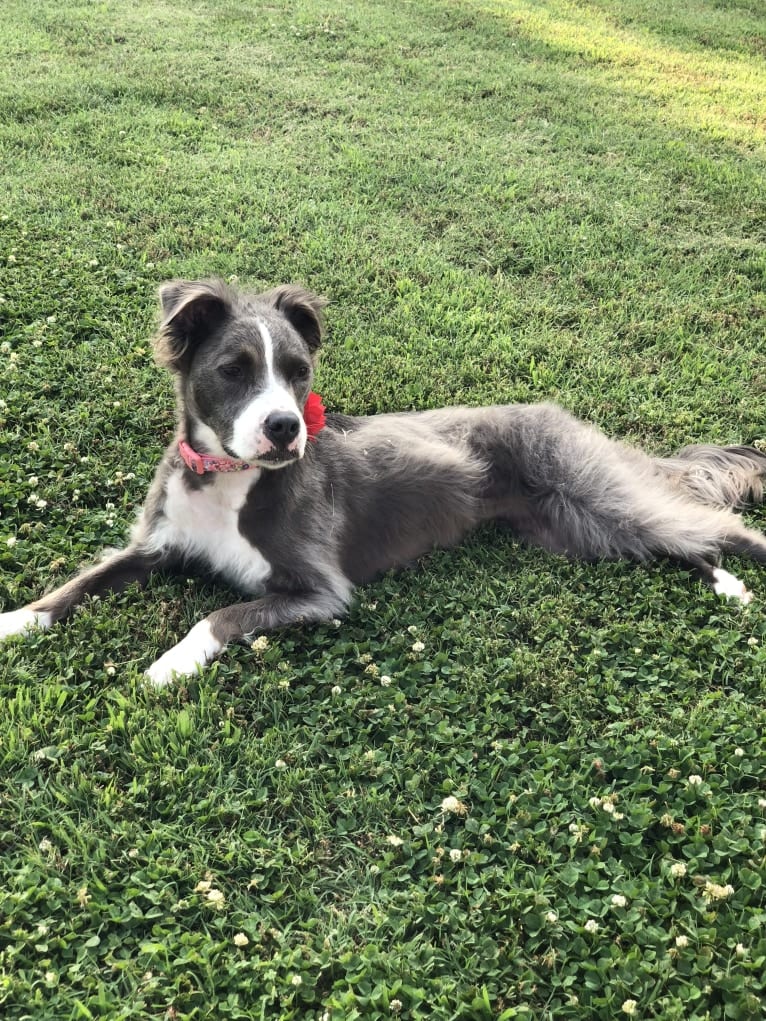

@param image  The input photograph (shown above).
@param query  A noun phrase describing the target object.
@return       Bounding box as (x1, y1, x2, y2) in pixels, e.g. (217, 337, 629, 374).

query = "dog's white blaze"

(149, 471, 272, 594)
(229, 319, 307, 461)
(0, 608, 53, 640)
(145, 619, 222, 686)
(712, 568, 753, 604)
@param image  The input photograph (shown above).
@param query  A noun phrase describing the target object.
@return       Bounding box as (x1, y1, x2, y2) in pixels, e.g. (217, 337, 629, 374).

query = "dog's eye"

(219, 363, 244, 381)
(292, 364, 310, 382)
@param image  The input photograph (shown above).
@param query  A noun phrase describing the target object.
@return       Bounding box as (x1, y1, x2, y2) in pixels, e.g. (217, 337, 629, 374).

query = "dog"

(2, 278, 765, 685)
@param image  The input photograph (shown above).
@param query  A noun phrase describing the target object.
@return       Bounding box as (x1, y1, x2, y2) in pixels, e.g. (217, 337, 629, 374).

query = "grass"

(1, 0, 765, 1017)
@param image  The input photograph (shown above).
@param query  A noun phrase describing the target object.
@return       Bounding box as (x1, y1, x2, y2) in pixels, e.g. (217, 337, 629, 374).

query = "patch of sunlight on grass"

(468, 0, 766, 144)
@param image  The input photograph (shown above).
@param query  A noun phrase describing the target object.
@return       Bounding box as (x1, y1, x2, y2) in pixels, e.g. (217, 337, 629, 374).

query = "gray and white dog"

(2, 279, 765, 685)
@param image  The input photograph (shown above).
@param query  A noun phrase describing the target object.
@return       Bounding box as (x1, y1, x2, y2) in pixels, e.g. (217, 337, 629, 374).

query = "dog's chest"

(157, 471, 271, 592)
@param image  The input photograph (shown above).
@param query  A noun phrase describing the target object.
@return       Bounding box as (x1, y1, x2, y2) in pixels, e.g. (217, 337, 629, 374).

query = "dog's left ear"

(265, 285, 327, 354)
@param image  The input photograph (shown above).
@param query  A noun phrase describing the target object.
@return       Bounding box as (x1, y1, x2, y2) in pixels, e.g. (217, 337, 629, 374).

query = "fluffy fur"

(2, 280, 765, 684)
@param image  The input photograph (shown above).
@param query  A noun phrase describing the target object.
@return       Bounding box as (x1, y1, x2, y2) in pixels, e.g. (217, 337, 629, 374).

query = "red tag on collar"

(303, 391, 326, 441)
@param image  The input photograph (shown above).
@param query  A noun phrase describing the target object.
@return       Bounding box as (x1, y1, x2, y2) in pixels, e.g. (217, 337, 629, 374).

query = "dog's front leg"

(145, 588, 348, 687)
(0, 546, 165, 642)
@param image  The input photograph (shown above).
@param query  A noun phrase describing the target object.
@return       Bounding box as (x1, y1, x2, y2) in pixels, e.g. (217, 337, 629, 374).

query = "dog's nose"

(264, 411, 301, 445)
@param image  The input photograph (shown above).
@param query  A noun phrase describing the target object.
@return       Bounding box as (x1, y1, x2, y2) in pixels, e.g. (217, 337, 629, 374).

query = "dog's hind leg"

(0, 546, 165, 642)
(675, 554, 754, 605)
(145, 586, 350, 686)
(475, 403, 766, 597)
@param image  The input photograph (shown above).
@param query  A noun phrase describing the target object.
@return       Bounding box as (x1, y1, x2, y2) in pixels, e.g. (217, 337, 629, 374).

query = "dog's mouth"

(220, 439, 301, 467)
(255, 447, 301, 468)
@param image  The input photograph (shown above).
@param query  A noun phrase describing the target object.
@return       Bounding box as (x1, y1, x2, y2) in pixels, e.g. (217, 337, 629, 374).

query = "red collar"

(179, 392, 326, 475)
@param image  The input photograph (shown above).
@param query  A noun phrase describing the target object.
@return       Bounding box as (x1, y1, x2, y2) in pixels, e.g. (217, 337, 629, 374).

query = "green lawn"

(1, 1, 766, 1017)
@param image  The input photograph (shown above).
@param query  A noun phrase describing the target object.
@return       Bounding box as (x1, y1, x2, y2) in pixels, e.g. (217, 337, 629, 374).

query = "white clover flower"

(602, 801, 616, 815)
(331, 618, 342, 627)
(44, 971, 57, 984)
(28, 475, 39, 487)
(274, 759, 287, 770)
(622, 1000, 638, 1016)
(441, 795, 467, 815)
(588, 796, 602, 808)
(6, 535, 17, 548)
(702, 880, 734, 902)
(251, 635, 269, 652)
(205, 888, 225, 908)
(411, 640, 425, 653)
(546, 911, 558, 923)
(734, 748, 745, 758)
(675, 934, 689, 948)
(386, 834, 404, 847)
(380, 675, 392, 686)
(758, 798, 766, 809)
(569, 822, 588, 842)
(0, 341, 10, 353)
(735, 943, 747, 957)
(331, 685, 342, 696)
(670, 862, 687, 879)
(449, 848, 462, 863)
(407, 625, 418, 635)
(390, 1000, 403, 1014)
(584, 919, 599, 934)
(194, 879, 212, 893)
(233, 932, 249, 947)
(290, 974, 302, 987)
(687, 774, 703, 786)
(611, 894, 627, 908)
(39, 838, 53, 853)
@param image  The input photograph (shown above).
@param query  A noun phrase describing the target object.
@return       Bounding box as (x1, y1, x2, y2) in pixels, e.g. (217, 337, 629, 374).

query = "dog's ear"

(153, 279, 232, 372)
(265, 284, 327, 353)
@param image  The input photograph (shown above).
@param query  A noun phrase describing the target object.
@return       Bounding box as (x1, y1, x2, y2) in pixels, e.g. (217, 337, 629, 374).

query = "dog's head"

(154, 279, 326, 468)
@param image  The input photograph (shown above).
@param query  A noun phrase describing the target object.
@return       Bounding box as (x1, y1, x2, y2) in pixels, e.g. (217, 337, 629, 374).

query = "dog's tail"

(655, 444, 766, 511)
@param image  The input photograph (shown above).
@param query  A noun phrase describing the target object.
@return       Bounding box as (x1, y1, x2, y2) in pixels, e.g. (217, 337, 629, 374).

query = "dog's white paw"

(144, 620, 222, 687)
(0, 608, 53, 641)
(712, 568, 753, 605)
